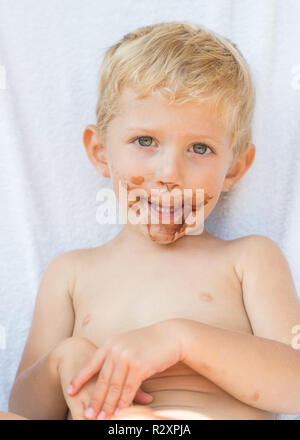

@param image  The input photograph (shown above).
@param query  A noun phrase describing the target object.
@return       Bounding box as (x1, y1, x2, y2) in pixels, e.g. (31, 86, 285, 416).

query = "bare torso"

(68, 231, 276, 420)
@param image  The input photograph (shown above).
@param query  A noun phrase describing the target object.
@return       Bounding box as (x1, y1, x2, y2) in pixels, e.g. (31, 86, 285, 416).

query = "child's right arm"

(8, 252, 77, 419)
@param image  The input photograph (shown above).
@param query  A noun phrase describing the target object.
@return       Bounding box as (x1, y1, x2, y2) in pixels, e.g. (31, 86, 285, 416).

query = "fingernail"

(85, 407, 95, 419)
(66, 385, 73, 394)
(97, 410, 106, 420)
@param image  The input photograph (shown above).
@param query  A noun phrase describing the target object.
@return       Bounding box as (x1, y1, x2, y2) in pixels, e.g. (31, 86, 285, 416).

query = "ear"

(82, 124, 110, 178)
(222, 143, 256, 192)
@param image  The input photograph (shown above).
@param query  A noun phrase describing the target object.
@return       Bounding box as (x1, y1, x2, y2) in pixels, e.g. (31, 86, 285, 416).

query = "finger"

(115, 366, 144, 413)
(84, 354, 114, 420)
(133, 388, 153, 405)
(96, 360, 129, 420)
(68, 347, 106, 396)
(69, 401, 86, 421)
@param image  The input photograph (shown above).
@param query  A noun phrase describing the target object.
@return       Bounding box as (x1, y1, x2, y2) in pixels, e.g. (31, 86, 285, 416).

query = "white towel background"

(0, 0, 300, 420)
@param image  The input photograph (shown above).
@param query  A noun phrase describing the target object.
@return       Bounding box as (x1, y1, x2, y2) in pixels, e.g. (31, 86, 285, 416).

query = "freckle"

(82, 314, 91, 327)
(199, 293, 213, 302)
(130, 176, 144, 185)
(252, 392, 259, 402)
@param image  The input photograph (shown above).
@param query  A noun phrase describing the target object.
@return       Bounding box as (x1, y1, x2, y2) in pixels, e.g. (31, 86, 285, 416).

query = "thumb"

(133, 387, 153, 405)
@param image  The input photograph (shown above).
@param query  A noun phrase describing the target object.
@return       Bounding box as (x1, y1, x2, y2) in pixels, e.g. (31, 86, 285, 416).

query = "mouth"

(147, 201, 182, 213)
(146, 200, 187, 223)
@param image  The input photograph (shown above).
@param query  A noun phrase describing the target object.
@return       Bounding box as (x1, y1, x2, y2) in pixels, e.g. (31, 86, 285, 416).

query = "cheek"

(108, 153, 131, 191)
(190, 165, 226, 193)
(111, 170, 127, 199)
(110, 170, 146, 202)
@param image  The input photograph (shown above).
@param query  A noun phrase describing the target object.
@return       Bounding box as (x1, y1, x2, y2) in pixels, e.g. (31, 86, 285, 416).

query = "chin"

(140, 223, 186, 245)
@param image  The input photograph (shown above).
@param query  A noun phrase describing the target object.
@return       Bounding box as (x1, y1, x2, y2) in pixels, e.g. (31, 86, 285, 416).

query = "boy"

(5, 21, 300, 421)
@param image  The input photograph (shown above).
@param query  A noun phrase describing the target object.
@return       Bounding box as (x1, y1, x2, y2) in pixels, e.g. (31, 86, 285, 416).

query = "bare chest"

(71, 249, 253, 344)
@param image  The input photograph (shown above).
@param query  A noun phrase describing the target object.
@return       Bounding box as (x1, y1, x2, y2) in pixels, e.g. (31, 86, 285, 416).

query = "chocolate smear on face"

(146, 192, 213, 244)
(124, 176, 214, 244)
(130, 176, 145, 185)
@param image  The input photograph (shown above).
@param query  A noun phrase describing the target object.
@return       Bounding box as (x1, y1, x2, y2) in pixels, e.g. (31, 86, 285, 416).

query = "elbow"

(8, 373, 25, 415)
(8, 385, 17, 414)
(263, 390, 300, 415)
(8, 379, 19, 414)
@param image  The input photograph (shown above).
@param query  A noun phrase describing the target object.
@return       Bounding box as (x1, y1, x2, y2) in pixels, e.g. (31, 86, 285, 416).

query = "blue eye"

(132, 136, 214, 155)
(133, 136, 153, 147)
(189, 144, 213, 155)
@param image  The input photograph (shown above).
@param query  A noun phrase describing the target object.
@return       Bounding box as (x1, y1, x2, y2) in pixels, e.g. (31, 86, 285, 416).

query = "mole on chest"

(198, 293, 214, 302)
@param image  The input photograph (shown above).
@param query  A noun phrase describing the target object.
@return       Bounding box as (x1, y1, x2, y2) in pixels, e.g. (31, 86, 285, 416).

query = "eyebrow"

(125, 126, 224, 145)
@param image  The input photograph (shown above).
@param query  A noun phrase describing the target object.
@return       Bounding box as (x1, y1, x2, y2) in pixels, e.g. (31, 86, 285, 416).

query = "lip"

(147, 201, 184, 222)
(146, 197, 184, 210)
(148, 201, 182, 211)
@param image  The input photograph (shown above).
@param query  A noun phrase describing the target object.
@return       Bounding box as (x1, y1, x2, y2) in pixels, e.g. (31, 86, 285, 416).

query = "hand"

(56, 336, 99, 420)
(56, 336, 153, 420)
(67, 319, 183, 420)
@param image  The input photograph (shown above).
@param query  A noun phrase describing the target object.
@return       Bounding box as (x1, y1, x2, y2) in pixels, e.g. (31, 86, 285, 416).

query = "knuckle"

(89, 398, 100, 409)
(110, 382, 121, 394)
(117, 396, 129, 408)
(102, 402, 113, 414)
(120, 350, 130, 361)
(97, 373, 108, 386)
(111, 344, 120, 354)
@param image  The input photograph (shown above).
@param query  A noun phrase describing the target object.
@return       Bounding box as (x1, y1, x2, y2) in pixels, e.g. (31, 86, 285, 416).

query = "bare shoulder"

(50, 249, 84, 292)
(231, 233, 280, 254)
(64, 244, 111, 296)
(47, 248, 103, 300)
(64, 244, 110, 269)
(224, 234, 282, 282)
(230, 235, 300, 344)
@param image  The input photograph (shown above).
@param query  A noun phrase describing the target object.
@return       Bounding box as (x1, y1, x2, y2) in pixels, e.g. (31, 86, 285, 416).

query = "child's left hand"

(67, 319, 182, 420)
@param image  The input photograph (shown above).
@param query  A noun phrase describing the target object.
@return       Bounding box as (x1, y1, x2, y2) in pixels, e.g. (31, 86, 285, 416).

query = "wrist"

(160, 318, 191, 363)
(170, 318, 206, 363)
(51, 336, 97, 375)
(48, 338, 72, 376)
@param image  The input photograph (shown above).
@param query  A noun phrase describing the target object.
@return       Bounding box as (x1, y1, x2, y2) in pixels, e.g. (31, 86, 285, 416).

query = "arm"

(175, 235, 300, 414)
(8, 252, 77, 419)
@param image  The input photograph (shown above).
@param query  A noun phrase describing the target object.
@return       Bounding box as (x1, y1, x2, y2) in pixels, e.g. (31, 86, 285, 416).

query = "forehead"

(112, 87, 229, 139)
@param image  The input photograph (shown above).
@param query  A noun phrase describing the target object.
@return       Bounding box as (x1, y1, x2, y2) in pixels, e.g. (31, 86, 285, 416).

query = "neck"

(115, 221, 210, 252)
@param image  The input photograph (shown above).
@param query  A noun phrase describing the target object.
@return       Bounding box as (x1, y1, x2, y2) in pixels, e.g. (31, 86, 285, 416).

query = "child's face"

(84, 87, 255, 245)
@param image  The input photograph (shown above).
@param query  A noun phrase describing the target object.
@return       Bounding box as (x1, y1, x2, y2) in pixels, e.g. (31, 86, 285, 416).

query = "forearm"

(174, 318, 300, 414)
(8, 345, 67, 420)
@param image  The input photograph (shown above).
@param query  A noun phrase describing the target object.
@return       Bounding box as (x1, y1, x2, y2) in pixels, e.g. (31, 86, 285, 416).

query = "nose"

(155, 149, 183, 192)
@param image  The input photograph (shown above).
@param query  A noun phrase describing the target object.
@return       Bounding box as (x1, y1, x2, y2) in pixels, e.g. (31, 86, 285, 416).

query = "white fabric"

(0, 0, 299, 420)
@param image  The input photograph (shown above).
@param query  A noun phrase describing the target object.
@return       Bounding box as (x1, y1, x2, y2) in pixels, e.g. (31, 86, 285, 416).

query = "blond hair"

(95, 21, 256, 167)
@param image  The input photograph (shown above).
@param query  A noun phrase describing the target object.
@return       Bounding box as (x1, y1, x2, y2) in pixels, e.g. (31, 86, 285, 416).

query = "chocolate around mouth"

(127, 195, 210, 213)
(147, 200, 184, 210)
(146, 198, 206, 212)
(123, 178, 213, 243)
